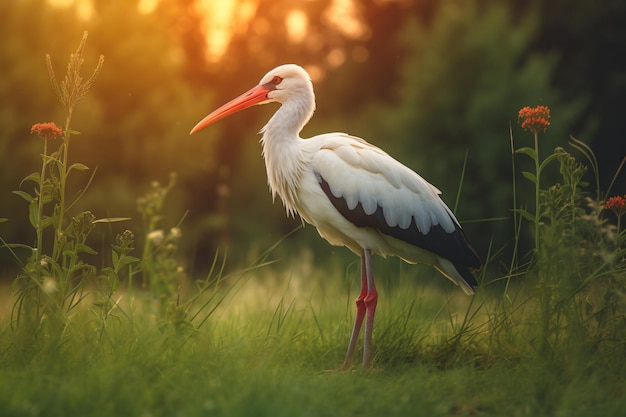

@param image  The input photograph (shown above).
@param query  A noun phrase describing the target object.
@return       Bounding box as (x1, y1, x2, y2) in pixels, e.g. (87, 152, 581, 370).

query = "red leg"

(362, 249, 378, 368)
(340, 254, 368, 370)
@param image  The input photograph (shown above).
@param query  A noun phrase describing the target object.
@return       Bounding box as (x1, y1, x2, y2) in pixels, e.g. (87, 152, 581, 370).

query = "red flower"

(606, 195, 626, 217)
(518, 105, 551, 134)
(31, 122, 63, 141)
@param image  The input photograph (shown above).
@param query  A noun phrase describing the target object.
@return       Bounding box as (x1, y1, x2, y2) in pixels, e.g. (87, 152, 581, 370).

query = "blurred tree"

(529, 0, 626, 194)
(82, 0, 226, 267)
(317, 0, 439, 117)
(1, 0, 624, 279)
(342, 0, 586, 262)
(156, 0, 209, 86)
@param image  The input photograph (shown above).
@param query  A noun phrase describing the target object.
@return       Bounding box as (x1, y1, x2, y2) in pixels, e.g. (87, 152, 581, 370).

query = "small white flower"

(147, 229, 164, 245)
(42, 277, 58, 295)
(169, 227, 182, 239)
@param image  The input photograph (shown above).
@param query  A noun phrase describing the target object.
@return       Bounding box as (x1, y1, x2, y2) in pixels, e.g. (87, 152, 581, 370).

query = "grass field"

(1, 257, 626, 417)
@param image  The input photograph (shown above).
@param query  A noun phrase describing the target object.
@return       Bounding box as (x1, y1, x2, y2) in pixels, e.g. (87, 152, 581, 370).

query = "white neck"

(259, 90, 315, 217)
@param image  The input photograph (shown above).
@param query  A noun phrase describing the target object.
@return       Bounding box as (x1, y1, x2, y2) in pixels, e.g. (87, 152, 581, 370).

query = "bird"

(190, 64, 482, 369)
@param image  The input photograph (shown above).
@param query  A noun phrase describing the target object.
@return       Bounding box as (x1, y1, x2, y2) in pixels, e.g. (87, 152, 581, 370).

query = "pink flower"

(518, 106, 551, 134)
(31, 122, 63, 141)
(606, 195, 626, 217)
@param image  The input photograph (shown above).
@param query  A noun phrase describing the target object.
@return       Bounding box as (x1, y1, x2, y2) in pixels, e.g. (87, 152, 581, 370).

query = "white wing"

(310, 133, 458, 235)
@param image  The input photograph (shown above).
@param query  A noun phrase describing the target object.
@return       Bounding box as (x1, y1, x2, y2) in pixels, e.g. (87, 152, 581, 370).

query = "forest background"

(1, 0, 625, 281)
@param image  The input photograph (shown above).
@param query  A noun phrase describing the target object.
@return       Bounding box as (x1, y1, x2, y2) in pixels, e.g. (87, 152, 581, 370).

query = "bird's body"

(191, 64, 481, 369)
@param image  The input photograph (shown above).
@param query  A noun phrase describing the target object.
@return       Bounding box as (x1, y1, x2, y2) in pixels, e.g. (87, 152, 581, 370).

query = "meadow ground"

(1, 262, 625, 417)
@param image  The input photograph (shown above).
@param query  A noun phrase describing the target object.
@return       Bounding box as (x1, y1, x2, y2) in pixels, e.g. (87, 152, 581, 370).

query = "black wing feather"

(319, 177, 481, 287)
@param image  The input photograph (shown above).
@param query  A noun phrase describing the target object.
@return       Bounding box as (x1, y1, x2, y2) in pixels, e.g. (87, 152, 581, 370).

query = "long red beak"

(190, 84, 272, 135)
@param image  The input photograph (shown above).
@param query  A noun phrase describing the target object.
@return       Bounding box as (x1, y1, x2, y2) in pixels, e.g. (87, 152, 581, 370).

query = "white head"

(257, 64, 313, 104)
(190, 64, 315, 135)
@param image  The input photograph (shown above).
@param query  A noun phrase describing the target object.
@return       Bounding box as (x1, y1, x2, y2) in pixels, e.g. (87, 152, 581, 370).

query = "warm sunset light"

(137, 0, 158, 14)
(49, 0, 93, 20)
(196, 0, 241, 62)
(324, 0, 367, 39)
(286, 9, 308, 44)
(47, 0, 367, 63)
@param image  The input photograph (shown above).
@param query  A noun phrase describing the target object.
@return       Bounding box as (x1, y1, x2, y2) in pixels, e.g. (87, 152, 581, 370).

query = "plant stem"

(53, 109, 73, 263)
(35, 139, 49, 262)
(507, 123, 519, 299)
(534, 131, 540, 254)
(533, 130, 549, 354)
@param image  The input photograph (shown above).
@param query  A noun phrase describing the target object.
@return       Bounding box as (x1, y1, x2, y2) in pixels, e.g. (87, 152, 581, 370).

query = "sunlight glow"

(286, 9, 308, 44)
(138, 0, 158, 15)
(47, 0, 369, 65)
(48, 0, 72, 5)
(197, 0, 240, 62)
(49, 0, 92, 20)
(327, 48, 346, 68)
(324, 0, 367, 40)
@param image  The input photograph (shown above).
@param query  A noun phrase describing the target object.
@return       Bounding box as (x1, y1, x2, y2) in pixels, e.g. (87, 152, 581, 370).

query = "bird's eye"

(263, 75, 283, 91)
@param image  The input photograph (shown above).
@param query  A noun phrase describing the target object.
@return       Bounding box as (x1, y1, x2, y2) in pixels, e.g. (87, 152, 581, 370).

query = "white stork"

(190, 64, 482, 369)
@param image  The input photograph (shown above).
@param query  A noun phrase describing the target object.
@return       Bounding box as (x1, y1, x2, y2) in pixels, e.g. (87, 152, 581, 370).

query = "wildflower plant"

(516, 105, 553, 252)
(606, 195, 626, 234)
(46, 32, 104, 119)
(2, 29, 194, 346)
(136, 173, 188, 325)
(513, 105, 626, 357)
(2, 33, 140, 350)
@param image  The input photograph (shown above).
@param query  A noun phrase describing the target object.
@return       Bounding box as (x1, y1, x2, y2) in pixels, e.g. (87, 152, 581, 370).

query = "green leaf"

(93, 217, 132, 224)
(521, 171, 537, 185)
(0, 218, 8, 223)
(514, 208, 536, 223)
(75, 243, 98, 255)
(40, 216, 55, 229)
(12, 190, 34, 203)
(66, 166, 98, 212)
(111, 250, 120, 267)
(121, 255, 140, 265)
(20, 172, 41, 186)
(539, 152, 561, 171)
(515, 147, 537, 160)
(42, 154, 58, 165)
(68, 162, 89, 172)
(2, 243, 34, 251)
(28, 201, 39, 228)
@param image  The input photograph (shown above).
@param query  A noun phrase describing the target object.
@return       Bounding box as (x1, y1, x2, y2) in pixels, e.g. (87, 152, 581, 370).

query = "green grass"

(1, 268, 626, 417)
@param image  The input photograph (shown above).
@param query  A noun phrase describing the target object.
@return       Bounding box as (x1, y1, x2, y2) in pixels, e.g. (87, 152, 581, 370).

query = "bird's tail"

(434, 257, 477, 296)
